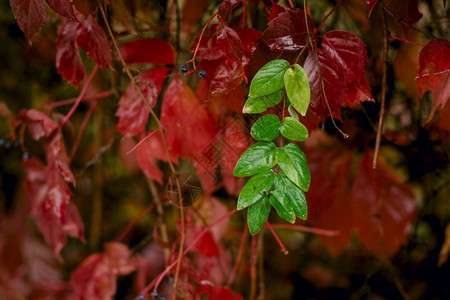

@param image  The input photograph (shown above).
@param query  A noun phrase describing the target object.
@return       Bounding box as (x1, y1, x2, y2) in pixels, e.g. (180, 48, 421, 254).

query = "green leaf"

(237, 170, 275, 210)
(243, 90, 284, 114)
(251, 114, 281, 141)
(234, 142, 277, 177)
(269, 194, 295, 223)
(247, 196, 271, 235)
(249, 59, 290, 97)
(280, 117, 308, 141)
(273, 173, 307, 220)
(288, 105, 299, 121)
(276, 143, 311, 191)
(283, 64, 310, 116)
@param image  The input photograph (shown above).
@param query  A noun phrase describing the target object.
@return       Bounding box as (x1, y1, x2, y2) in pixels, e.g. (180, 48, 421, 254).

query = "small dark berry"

(23, 152, 31, 160)
(180, 65, 188, 74)
(160, 297, 166, 300)
(198, 70, 206, 78)
(4, 140, 12, 149)
(151, 291, 159, 298)
(0, 139, 5, 146)
(13, 140, 20, 148)
(138, 294, 146, 300)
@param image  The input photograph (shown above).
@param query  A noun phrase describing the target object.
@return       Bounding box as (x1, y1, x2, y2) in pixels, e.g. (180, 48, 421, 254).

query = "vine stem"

(227, 226, 248, 286)
(389, 34, 424, 47)
(97, 2, 186, 293)
(44, 91, 113, 111)
(185, 12, 219, 70)
(302, 0, 348, 138)
(249, 236, 257, 300)
(288, 0, 295, 8)
(137, 209, 238, 296)
(268, 223, 339, 236)
(315, 0, 345, 34)
(59, 65, 98, 127)
(69, 101, 98, 161)
(115, 204, 155, 242)
(265, 221, 288, 255)
(373, 6, 389, 169)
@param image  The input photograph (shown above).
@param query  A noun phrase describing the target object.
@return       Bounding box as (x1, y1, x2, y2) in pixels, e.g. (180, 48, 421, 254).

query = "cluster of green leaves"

(234, 59, 312, 235)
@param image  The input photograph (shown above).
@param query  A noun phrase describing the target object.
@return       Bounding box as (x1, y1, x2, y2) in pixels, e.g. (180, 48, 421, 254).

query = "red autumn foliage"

(116, 68, 169, 136)
(71, 242, 135, 299)
(2, 0, 450, 299)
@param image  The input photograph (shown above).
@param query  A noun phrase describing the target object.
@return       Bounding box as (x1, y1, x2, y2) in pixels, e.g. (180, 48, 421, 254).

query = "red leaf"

(199, 57, 244, 98)
(46, 0, 75, 19)
(216, 26, 244, 62)
(24, 157, 83, 257)
(217, 0, 242, 25)
(304, 31, 373, 118)
(10, 0, 46, 43)
(415, 39, 450, 121)
(161, 78, 215, 158)
(364, 0, 378, 15)
(198, 285, 243, 300)
(305, 135, 416, 257)
(20, 109, 59, 140)
(116, 68, 169, 136)
(262, 8, 315, 52)
(71, 242, 135, 299)
(384, 0, 422, 35)
(56, 18, 85, 86)
(44, 132, 75, 218)
(194, 228, 219, 257)
(220, 117, 249, 196)
(269, 0, 286, 21)
(77, 14, 112, 68)
(120, 38, 176, 65)
(137, 131, 177, 184)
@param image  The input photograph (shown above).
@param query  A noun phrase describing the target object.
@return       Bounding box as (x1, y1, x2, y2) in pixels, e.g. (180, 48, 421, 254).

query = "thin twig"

(147, 178, 171, 263)
(268, 223, 339, 236)
(302, 0, 349, 138)
(288, 0, 295, 8)
(265, 221, 288, 254)
(137, 209, 238, 295)
(227, 226, 248, 286)
(373, 7, 389, 169)
(315, 0, 345, 34)
(185, 12, 219, 70)
(115, 204, 155, 242)
(389, 34, 425, 47)
(60, 65, 99, 127)
(44, 91, 113, 111)
(249, 236, 257, 300)
(69, 101, 98, 161)
(97, 3, 186, 293)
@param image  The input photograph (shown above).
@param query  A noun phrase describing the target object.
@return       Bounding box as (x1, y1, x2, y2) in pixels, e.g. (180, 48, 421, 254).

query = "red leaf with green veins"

(216, 26, 244, 62)
(116, 68, 169, 136)
(56, 18, 85, 86)
(262, 8, 315, 52)
(120, 38, 176, 65)
(304, 30, 373, 118)
(10, 0, 46, 43)
(161, 78, 215, 158)
(416, 39, 450, 121)
(77, 14, 111, 68)
(218, 0, 242, 25)
(46, 0, 75, 19)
